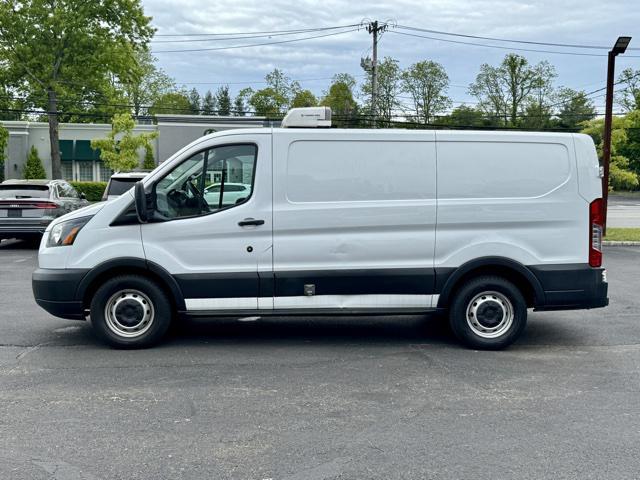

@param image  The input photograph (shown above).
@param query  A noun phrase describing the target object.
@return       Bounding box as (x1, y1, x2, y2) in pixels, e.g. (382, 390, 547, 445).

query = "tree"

(91, 113, 157, 172)
(216, 86, 232, 115)
(361, 56, 402, 122)
(442, 105, 488, 127)
(142, 145, 155, 170)
(148, 92, 192, 115)
(291, 90, 318, 108)
(246, 69, 300, 115)
(321, 74, 359, 126)
(121, 50, 175, 117)
(400, 61, 451, 124)
(554, 88, 597, 129)
(202, 91, 217, 115)
(23, 146, 47, 179)
(469, 54, 555, 126)
(188, 88, 201, 114)
(234, 88, 252, 116)
(616, 68, 640, 112)
(582, 115, 639, 191)
(0, 0, 154, 179)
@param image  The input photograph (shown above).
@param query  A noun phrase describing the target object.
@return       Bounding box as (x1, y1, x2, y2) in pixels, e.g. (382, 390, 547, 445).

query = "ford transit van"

(32, 107, 608, 349)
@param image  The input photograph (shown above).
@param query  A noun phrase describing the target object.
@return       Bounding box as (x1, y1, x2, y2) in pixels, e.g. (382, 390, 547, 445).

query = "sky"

(142, 0, 640, 112)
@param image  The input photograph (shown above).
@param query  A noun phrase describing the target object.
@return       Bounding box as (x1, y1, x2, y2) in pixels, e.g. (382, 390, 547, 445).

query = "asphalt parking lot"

(1, 240, 639, 479)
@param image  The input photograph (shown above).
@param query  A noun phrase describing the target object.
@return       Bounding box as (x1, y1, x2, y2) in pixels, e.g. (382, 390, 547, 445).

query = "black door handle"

(238, 218, 265, 227)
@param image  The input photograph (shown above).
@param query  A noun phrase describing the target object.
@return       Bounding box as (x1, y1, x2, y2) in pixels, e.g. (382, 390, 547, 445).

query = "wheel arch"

(75, 257, 186, 312)
(437, 257, 545, 309)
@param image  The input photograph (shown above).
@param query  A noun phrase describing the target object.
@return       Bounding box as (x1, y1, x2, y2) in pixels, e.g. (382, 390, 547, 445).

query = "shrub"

(142, 145, 155, 170)
(70, 181, 107, 202)
(23, 145, 47, 179)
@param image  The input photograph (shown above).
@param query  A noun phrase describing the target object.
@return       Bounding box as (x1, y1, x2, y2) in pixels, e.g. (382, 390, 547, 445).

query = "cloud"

(143, 0, 640, 106)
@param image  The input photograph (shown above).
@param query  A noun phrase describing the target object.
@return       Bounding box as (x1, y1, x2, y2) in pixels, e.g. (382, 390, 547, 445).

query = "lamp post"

(602, 36, 632, 234)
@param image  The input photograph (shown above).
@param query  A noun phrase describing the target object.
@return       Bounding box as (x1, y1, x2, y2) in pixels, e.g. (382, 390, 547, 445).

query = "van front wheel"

(89, 275, 172, 348)
(449, 276, 527, 350)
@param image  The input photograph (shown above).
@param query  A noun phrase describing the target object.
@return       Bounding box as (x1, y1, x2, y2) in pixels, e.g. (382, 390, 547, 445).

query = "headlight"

(46, 216, 93, 248)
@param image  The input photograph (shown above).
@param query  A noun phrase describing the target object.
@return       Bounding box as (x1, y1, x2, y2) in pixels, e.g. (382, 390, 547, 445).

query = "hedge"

(70, 181, 107, 202)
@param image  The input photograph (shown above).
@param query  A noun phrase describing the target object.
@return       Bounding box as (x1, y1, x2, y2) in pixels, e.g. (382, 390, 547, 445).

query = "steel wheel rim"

(466, 290, 514, 339)
(104, 289, 154, 338)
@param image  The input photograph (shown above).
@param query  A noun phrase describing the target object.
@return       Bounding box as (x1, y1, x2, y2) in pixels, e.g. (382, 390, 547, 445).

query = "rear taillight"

(589, 198, 604, 267)
(33, 202, 57, 209)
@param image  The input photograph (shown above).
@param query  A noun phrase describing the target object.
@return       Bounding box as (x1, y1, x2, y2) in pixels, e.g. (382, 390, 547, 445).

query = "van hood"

(46, 202, 106, 231)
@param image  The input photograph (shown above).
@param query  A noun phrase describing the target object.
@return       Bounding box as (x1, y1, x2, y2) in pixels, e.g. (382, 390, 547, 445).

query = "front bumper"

(531, 265, 609, 311)
(32, 268, 89, 320)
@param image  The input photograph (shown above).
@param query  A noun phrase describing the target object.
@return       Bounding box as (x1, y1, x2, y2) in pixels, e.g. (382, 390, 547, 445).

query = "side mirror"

(79, 192, 87, 200)
(134, 181, 149, 223)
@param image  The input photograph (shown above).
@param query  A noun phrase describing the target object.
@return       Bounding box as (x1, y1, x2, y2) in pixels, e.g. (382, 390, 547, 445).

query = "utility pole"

(602, 36, 631, 234)
(366, 21, 387, 123)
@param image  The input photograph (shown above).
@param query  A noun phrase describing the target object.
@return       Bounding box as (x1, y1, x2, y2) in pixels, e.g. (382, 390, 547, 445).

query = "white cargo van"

(32, 107, 608, 349)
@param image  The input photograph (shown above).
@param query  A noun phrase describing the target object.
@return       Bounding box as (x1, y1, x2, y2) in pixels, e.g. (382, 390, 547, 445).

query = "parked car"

(204, 183, 252, 206)
(102, 171, 150, 201)
(0, 179, 88, 241)
(32, 107, 608, 350)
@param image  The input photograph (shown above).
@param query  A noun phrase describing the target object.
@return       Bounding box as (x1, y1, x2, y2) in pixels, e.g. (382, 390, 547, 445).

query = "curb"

(604, 241, 640, 246)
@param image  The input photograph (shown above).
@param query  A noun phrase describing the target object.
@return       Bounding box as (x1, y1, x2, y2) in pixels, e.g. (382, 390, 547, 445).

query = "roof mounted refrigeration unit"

(281, 107, 332, 128)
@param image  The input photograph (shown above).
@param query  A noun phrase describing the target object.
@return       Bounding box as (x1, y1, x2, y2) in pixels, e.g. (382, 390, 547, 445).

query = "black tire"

(89, 275, 172, 348)
(449, 276, 527, 350)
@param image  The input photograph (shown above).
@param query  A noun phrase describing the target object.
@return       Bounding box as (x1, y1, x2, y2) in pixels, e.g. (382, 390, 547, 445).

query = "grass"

(610, 190, 640, 198)
(605, 228, 640, 242)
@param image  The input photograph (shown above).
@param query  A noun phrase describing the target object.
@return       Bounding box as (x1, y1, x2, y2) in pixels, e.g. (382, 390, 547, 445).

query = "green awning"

(75, 140, 100, 161)
(59, 140, 74, 161)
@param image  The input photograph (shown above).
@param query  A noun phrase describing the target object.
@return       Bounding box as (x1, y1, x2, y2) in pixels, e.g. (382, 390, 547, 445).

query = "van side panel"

(272, 129, 438, 309)
(435, 131, 588, 269)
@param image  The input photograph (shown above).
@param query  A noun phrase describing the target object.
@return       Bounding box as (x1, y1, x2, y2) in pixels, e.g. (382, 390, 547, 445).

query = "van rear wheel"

(89, 275, 172, 348)
(449, 276, 527, 350)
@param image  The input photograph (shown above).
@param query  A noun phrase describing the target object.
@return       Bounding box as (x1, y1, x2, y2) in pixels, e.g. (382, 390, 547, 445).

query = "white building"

(1, 115, 276, 181)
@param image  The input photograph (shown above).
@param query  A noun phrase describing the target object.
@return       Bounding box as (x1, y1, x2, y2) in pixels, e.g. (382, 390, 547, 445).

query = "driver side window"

(154, 144, 257, 220)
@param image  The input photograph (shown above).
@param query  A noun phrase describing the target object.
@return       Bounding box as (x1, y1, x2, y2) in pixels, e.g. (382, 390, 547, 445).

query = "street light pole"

(602, 36, 631, 235)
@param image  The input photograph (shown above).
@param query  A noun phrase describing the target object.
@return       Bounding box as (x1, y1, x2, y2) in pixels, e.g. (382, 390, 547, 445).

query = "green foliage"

(149, 92, 192, 115)
(0, 124, 7, 182)
(401, 61, 451, 123)
(216, 86, 232, 115)
(469, 54, 556, 126)
(245, 69, 300, 115)
(554, 88, 597, 129)
(581, 114, 640, 191)
(291, 90, 318, 108)
(321, 74, 359, 126)
(23, 146, 47, 179)
(361, 57, 402, 121)
(202, 90, 217, 115)
(70, 182, 107, 202)
(233, 94, 246, 116)
(442, 106, 491, 127)
(188, 88, 201, 114)
(91, 113, 157, 171)
(122, 50, 176, 116)
(0, 0, 154, 177)
(143, 145, 155, 170)
(616, 68, 640, 112)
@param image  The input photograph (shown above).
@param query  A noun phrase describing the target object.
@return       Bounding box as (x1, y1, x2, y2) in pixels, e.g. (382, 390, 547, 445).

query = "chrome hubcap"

(466, 291, 514, 338)
(104, 289, 154, 338)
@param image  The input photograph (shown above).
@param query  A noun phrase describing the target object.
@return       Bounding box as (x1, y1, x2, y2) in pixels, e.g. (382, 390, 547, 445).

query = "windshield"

(0, 185, 50, 199)
(107, 178, 141, 196)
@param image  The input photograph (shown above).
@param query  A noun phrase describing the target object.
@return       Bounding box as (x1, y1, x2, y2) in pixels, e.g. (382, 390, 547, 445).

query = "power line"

(154, 24, 361, 37)
(396, 24, 639, 51)
(152, 28, 360, 53)
(151, 25, 362, 43)
(388, 30, 615, 57)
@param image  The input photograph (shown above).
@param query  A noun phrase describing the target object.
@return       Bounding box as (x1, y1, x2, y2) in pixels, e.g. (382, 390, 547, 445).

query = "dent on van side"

(31, 108, 608, 350)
